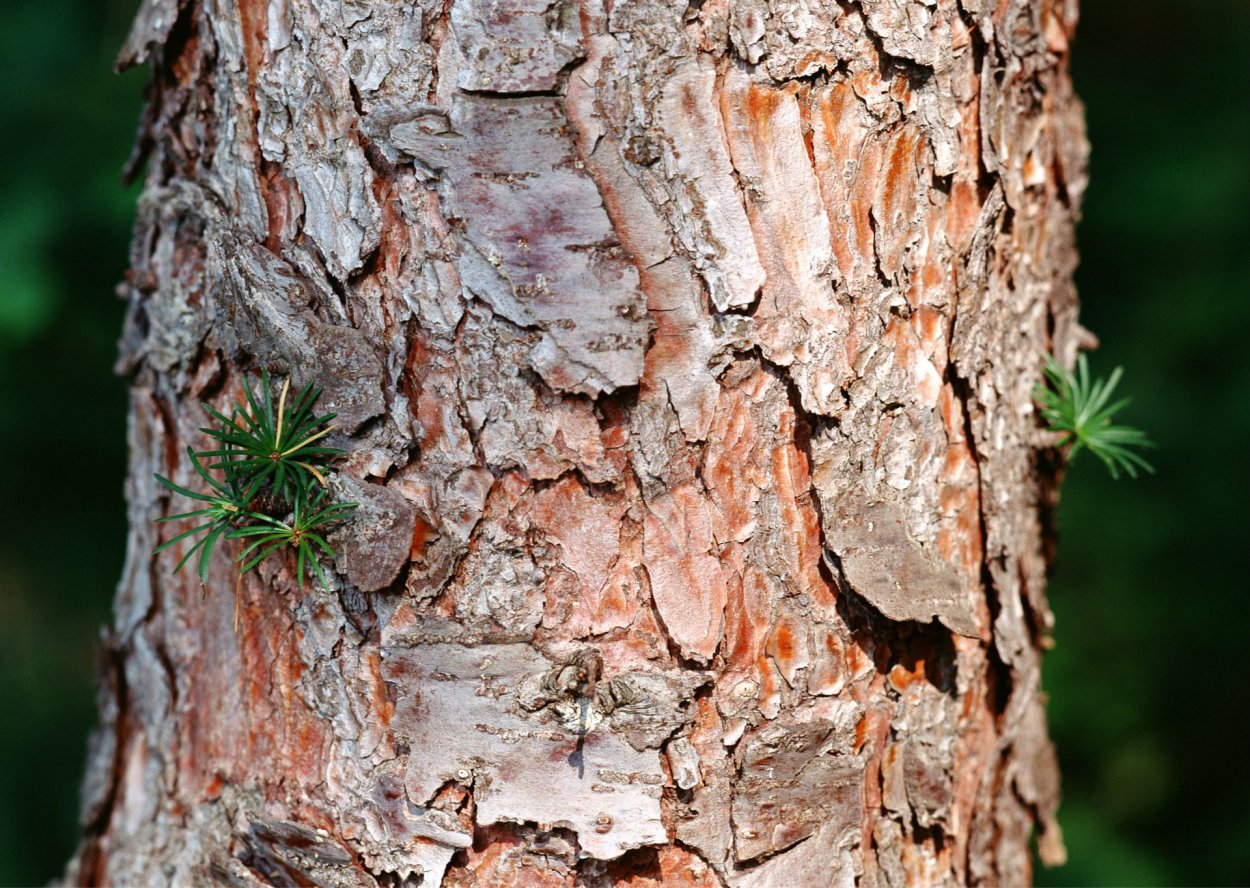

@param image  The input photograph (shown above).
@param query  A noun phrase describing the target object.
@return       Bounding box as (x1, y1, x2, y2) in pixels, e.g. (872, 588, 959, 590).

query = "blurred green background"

(0, 0, 142, 884)
(0, 0, 1246, 884)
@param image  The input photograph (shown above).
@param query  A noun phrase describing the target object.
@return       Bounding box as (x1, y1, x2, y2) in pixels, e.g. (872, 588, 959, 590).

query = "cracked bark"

(71, 0, 1085, 884)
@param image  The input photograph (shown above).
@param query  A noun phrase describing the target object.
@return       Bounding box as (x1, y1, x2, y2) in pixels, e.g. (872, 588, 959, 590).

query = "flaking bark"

(73, 0, 1085, 884)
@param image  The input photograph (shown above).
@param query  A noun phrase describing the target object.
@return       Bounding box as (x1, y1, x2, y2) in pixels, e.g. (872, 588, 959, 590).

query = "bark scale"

(70, 0, 1087, 884)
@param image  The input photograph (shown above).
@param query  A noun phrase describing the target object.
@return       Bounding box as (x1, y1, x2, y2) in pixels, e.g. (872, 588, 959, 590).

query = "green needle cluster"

(153, 372, 357, 589)
(153, 447, 252, 583)
(229, 487, 359, 592)
(1035, 353, 1154, 480)
(199, 370, 343, 505)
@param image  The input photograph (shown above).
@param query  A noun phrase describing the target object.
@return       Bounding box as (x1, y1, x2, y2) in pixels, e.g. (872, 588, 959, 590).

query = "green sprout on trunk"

(229, 487, 359, 590)
(198, 370, 343, 508)
(153, 448, 259, 584)
(1035, 353, 1154, 480)
(152, 372, 357, 591)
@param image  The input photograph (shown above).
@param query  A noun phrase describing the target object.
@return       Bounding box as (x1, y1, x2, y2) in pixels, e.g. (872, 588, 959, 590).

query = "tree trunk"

(70, 0, 1086, 884)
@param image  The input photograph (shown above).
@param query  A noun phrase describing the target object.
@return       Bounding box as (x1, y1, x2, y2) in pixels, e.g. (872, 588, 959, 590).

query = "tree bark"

(70, 0, 1087, 884)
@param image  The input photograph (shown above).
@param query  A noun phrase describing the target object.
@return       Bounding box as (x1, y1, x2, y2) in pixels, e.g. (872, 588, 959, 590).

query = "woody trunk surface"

(71, 0, 1086, 884)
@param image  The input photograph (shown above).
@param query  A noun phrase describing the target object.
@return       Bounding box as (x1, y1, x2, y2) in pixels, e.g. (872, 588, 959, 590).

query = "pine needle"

(1035, 354, 1155, 480)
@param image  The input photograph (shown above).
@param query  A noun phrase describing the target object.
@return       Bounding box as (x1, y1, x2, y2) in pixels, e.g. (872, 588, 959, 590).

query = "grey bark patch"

(884, 681, 960, 832)
(451, 0, 584, 92)
(729, 819, 860, 888)
(657, 60, 766, 313)
(117, 0, 184, 69)
(666, 737, 701, 790)
(330, 476, 417, 593)
(826, 496, 979, 637)
(123, 193, 212, 377)
(383, 643, 668, 860)
(254, 19, 382, 280)
(235, 815, 379, 888)
(388, 95, 648, 395)
(731, 718, 864, 862)
(217, 234, 386, 433)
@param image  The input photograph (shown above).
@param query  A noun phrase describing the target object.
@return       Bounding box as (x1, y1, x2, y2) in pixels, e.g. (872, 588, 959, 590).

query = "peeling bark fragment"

(254, 14, 383, 281)
(445, 505, 547, 636)
(721, 70, 849, 416)
(859, 0, 940, 67)
(872, 125, 929, 281)
(809, 81, 880, 297)
(384, 643, 668, 860)
(597, 173, 748, 444)
(335, 0, 440, 112)
(729, 819, 859, 888)
(666, 737, 701, 791)
(203, 4, 271, 241)
(123, 629, 175, 805)
(731, 719, 864, 862)
(882, 676, 960, 832)
(1012, 695, 1066, 866)
(218, 235, 385, 433)
(329, 476, 417, 593)
(765, 605, 810, 688)
(234, 815, 379, 888)
(114, 390, 161, 639)
(451, 0, 584, 92)
(117, 0, 183, 69)
(568, 50, 743, 441)
(532, 479, 636, 636)
(806, 624, 846, 697)
(657, 60, 766, 313)
(725, 0, 854, 80)
(354, 773, 473, 885)
(643, 486, 727, 663)
(390, 96, 648, 395)
(871, 819, 914, 888)
(443, 822, 580, 885)
(393, 332, 487, 599)
(825, 495, 979, 637)
(674, 698, 735, 876)
(123, 191, 211, 377)
(459, 309, 619, 484)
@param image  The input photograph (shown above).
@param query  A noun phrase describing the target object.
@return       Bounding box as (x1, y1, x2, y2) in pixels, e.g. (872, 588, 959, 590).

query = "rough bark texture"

(72, 0, 1087, 884)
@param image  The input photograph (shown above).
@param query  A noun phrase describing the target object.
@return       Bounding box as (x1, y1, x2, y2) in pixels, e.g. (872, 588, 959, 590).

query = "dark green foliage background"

(0, 0, 1245, 883)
